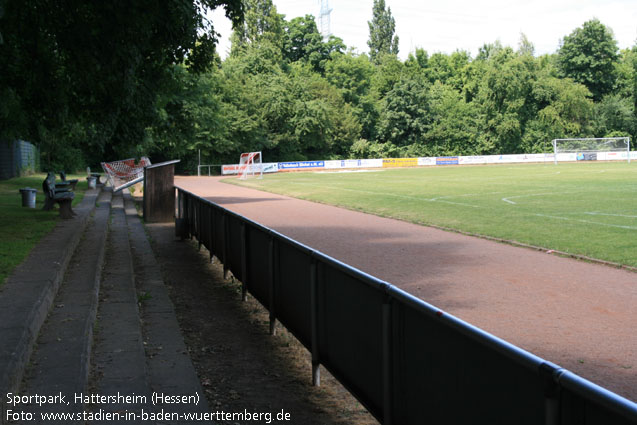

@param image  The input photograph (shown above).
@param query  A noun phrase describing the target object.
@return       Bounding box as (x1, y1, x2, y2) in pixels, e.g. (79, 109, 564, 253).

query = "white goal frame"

(552, 137, 631, 164)
(238, 152, 263, 179)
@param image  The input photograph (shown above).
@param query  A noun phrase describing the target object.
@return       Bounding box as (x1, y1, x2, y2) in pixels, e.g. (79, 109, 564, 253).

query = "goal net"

(238, 152, 263, 179)
(552, 137, 630, 164)
(101, 157, 152, 191)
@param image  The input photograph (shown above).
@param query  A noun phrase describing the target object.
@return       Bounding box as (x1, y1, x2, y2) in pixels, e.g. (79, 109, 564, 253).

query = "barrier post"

(197, 201, 202, 250)
(540, 362, 561, 425)
(310, 260, 320, 386)
(269, 238, 277, 336)
(208, 207, 215, 261)
(222, 214, 229, 279)
(382, 300, 392, 425)
(241, 222, 248, 301)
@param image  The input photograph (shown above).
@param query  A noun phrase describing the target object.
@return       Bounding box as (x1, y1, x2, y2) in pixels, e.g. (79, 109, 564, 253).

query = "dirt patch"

(145, 222, 377, 425)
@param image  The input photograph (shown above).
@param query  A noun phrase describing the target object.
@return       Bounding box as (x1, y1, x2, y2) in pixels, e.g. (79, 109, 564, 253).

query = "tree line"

(1, 0, 636, 172)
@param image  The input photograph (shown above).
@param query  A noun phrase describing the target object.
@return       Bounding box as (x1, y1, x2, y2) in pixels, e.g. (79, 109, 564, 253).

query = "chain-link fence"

(0, 140, 38, 180)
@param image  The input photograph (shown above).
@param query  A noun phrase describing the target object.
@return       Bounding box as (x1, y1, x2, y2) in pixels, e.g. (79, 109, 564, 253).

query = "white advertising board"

(417, 157, 436, 166)
(458, 156, 488, 165)
(324, 159, 383, 169)
(221, 163, 279, 175)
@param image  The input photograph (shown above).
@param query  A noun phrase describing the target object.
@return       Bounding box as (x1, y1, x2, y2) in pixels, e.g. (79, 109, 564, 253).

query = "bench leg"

(42, 197, 55, 211)
(58, 199, 75, 219)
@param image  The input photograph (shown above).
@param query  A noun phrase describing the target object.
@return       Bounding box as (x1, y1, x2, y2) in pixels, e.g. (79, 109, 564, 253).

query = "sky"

(209, 0, 637, 60)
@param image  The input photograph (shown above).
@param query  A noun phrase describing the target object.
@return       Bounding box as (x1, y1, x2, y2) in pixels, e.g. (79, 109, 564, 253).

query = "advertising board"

(278, 161, 325, 170)
(417, 157, 436, 166)
(221, 163, 279, 175)
(436, 156, 459, 165)
(383, 158, 418, 168)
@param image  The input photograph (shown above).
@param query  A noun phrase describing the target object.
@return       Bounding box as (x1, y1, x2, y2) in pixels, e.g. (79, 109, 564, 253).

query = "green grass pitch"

(230, 162, 637, 268)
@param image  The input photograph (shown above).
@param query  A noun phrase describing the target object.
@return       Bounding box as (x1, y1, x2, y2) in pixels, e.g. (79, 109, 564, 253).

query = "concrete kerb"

(0, 186, 103, 422)
(123, 192, 211, 416)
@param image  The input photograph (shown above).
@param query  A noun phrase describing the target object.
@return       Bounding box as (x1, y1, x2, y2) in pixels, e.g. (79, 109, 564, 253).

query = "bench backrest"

(42, 172, 57, 198)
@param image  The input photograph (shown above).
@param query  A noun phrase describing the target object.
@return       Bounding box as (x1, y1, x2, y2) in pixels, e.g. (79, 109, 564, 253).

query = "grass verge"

(0, 174, 87, 286)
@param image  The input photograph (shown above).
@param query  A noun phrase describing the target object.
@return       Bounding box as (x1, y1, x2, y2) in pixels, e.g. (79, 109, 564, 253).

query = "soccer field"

(230, 162, 637, 268)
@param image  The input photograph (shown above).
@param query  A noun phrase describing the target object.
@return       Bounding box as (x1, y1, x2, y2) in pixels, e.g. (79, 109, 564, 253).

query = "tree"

(473, 48, 539, 154)
(557, 19, 619, 101)
(232, 0, 283, 47)
(0, 0, 244, 170)
(377, 75, 430, 150)
(425, 82, 480, 155)
(367, 0, 399, 64)
(592, 94, 635, 138)
(283, 15, 345, 73)
(518, 33, 535, 57)
(521, 69, 593, 151)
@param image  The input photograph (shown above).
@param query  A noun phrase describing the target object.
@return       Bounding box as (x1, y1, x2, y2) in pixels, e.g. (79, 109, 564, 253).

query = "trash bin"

(87, 176, 97, 189)
(19, 188, 37, 208)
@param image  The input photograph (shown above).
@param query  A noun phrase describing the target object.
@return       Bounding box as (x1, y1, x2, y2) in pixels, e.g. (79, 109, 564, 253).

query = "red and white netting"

(101, 157, 151, 192)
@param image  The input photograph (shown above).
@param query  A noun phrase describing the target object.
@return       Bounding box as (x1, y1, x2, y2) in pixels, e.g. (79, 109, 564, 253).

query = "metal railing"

(176, 187, 637, 425)
(197, 164, 223, 176)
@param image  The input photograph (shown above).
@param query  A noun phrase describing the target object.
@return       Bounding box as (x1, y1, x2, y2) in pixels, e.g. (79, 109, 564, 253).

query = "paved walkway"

(176, 176, 637, 402)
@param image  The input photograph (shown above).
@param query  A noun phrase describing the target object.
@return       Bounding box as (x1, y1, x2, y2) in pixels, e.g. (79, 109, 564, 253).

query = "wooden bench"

(59, 171, 78, 189)
(42, 172, 75, 218)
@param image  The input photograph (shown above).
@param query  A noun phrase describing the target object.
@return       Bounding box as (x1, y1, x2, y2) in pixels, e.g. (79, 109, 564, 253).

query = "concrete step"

(18, 190, 112, 423)
(89, 191, 152, 424)
(0, 186, 102, 424)
(123, 193, 210, 423)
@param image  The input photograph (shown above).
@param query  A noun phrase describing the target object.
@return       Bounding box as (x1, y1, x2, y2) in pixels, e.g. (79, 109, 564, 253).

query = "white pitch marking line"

(501, 192, 559, 205)
(532, 213, 637, 230)
(583, 212, 637, 219)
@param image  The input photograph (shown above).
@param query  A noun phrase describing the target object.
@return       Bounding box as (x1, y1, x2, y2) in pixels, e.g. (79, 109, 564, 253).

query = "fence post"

(382, 298, 392, 425)
(184, 194, 191, 239)
(268, 237, 277, 336)
(241, 222, 248, 301)
(310, 259, 320, 386)
(540, 362, 560, 425)
(177, 190, 181, 218)
(186, 195, 195, 240)
(222, 213, 229, 279)
(175, 190, 183, 239)
(197, 201, 202, 251)
(209, 207, 215, 262)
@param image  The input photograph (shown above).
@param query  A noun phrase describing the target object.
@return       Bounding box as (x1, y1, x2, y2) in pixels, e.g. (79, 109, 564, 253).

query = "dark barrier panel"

(175, 187, 637, 425)
(203, 204, 213, 254)
(559, 371, 636, 425)
(390, 292, 545, 424)
(316, 260, 384, 416)
(273, 239, 313, 348)
(245, 224, 271, 308)
(211, 209, 225, 264)
(226, 214, 244, 282)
